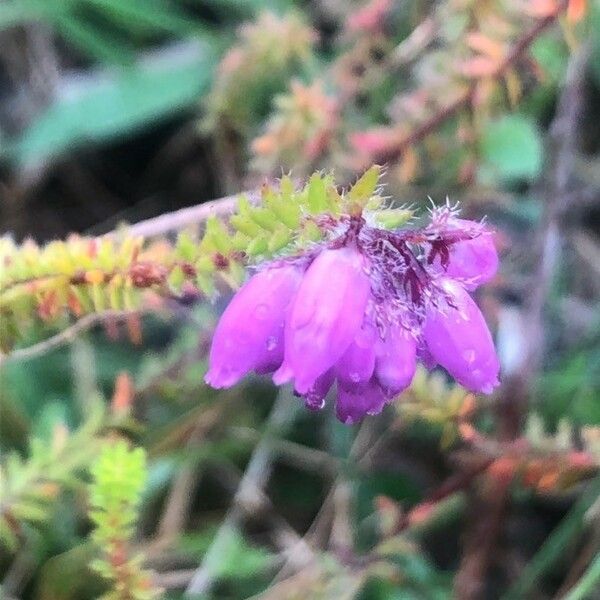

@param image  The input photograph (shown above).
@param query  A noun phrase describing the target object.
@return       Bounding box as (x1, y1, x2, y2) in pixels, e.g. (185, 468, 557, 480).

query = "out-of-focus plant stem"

(371, 0, 569, 167)
(454, 41, 591, 600)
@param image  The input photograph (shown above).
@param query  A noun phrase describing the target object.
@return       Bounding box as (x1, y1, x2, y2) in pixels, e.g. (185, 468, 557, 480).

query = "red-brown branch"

(372, 0, 569, 165)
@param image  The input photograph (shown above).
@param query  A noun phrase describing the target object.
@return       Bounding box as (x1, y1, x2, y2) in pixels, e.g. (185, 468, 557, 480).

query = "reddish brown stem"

(372, 1, 569, 165)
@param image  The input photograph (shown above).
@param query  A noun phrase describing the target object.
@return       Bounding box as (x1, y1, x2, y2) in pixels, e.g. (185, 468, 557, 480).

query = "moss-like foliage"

(0, 166, 409, 352)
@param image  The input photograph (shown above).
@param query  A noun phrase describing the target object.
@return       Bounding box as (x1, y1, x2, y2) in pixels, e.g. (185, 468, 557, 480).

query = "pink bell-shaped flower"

(274, 246, 371, 394)
(336, 379, 387, 424)
(335, 321, 377, 391)
(205, 264, 302, 388)
(423, 279, 500, 394)
(374, 323, 417, 395)
(442, 219, 498, 290)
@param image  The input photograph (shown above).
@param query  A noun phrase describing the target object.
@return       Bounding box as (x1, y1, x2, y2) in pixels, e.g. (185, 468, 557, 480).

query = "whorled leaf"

(1, 167, 396, 353)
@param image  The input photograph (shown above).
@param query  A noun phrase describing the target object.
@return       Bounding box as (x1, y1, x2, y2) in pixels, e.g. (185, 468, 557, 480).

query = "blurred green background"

(1, 1, 600, 599)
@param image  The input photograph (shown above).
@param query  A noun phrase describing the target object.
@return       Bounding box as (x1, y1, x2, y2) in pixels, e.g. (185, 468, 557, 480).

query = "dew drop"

(349, 372, 361, 383)
(266, 336, 278, 351)
(304, 395, 326, 410)
(254, 303, 269, 320)
(462, 349, 476, 364)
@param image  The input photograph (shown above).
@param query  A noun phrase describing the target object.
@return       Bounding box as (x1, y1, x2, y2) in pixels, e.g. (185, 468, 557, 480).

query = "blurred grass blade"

(199, 0, 295, 17)
(4, 40, 218, 165)
(85, 0, 205, 36)
(52, 12, 134, 65)
(502, 476, 600, 600)
(563, 551, 600, 600)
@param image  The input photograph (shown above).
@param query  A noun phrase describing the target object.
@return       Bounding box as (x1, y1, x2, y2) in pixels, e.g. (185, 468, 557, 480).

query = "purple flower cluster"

(205, 205, 500, 424)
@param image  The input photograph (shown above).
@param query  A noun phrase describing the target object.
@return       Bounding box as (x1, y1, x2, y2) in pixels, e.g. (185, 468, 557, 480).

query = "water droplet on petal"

(266, 336, 278, 351)
(349, 371, 361, 383)
(462, 349, 476, 364)
(304, 394, 326, 410)
(254, 303, 269, 320)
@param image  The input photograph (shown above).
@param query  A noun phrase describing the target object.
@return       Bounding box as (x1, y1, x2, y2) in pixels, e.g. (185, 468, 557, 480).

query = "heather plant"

(205, 188, 501, 421)
(88, 440, 161, 600)
(1, 0, 600, 599)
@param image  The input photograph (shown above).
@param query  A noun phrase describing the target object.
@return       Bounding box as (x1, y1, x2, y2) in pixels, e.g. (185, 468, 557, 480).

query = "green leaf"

(197, 525, 274, 579)
(531, 36, 568, 84)
(246, 234, 269, 257)
(563, 551, 600, 600)
(347, 165, 382, 206)
(0, 517, 19, 552)
(85, 0, 204, 37)
(307, 173, 328, 214)
(201, 0, 294, 17)
(36, 543, 103, 600)
(479, 114, 543, 183)
(204, 216, 232, 255)
(4, 41, 218, 165)
(12, 500, 49, 523)
(248, 207, 277, 232)
(268, 226, 292, 253)
(230, 214, 262, 237)
(374, 209, 414, 230)
(51, 12, 134, 65)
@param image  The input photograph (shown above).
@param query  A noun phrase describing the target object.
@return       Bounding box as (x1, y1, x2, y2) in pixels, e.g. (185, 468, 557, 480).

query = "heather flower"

(206, 191, 500, 423)
(303, 369, 335, 411)
(274, 246, 371, 394)
(429, 217, 498, 290)
(205, 264, 302, 388)
(423, 279, 500, 393)
(444, 220, 498, 290)
(374, 323, 417, 395)
(336, 379, 386, 425)
(336, 321, 377, 391)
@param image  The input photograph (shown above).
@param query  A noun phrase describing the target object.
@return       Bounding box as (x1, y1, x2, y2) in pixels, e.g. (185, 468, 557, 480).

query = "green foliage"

(0, 0, 292, 165)
(189, 166, 386, 292)
(479, 114, 544, 183)
(3, 44, 219, 166)
(0, 0, 214, 63)
(0, 400, 105, 552)
(359, 551, 452, 600)
(563, 552, 600, 600)
(536, 350, 600, 427)
(203, 10, 317, 135)
(88, 440, 161, 600)
(394, 366, 472, 448)
(502, 476, 600, 600)
(0, 166, 390, 352)
(180, 527, 274, 580)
